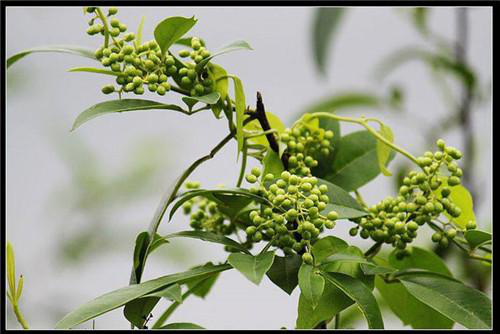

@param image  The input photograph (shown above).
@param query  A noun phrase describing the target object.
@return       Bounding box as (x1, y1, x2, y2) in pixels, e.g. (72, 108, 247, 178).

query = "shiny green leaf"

(162, 230, 250, 255)
(298, 264, 325, 309)
(317, 178, 368, 219)
(7, 45, 96, 69)
(71, 99, 188, 131)
(464, 230, 491, 250)
(195, 40, 253, 71)
(154, 16, 197, 55)
(227, 251, 275, 285)
(376, 122, 394, 176)
(266, 254, 302, 295)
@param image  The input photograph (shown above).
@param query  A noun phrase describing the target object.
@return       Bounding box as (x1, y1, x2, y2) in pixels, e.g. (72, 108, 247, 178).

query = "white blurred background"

(6, 6, 491, 329)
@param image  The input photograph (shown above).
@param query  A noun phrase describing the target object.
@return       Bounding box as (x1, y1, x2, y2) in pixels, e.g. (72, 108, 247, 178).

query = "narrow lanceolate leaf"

(266, 255, 302, 295)
(317, 178, 368, 219)
(227, 252, 275, 285)
(312, 8, 346, 75)
(388, 246, 452, 277)
(321, 272, 384, 329)
(229, 75, 246, 158)
(124, 296, 160, 329)
(207, 63, 229, 101)
(135, 16, 145, 50)
(195, 40, 253, 71)
(7, 45, 96, 69)
(55, 264, 232, 329)
(71, 99, 187, 131)
(162, 230, 250, 255)
(6, 242, 16, 298)
(434, 179, 476, 229)
(325, 130, 395, 192)
(182, 92, 221, 107)
(130, 232, 151, 285)
(375, 276, 453, 329)
(153, 16, 198, 55)
(376, 122, 394, 176)
(298, 264, 325, 309)
(144, 283, 182, 303)
(68, 67, 122, 76)
(399, 274, 492, 329)
(464, 230, 492, 250)
(305, 92, 380, 115)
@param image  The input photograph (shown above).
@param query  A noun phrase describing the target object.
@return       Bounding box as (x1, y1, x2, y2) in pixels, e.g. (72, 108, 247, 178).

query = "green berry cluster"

(280, 123, 334, 177)
(349, 139, 472, 258)
(245, 167, 338, 262)
(84, 7, 213, 97)
(181, 181, 236, 236)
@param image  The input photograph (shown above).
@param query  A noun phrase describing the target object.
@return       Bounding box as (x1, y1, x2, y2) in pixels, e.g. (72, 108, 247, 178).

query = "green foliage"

(312, 8, 346, 74)
(7, 6, 491, 330)
(325, 130, 395, 191)
(153, 16, 198, 55)
(6, 45, 95, 68)
(55, 264, 232, 329)
(266, 254, 302, 295)
(227, 252, 275, 285)
(71, 99, 187, 131)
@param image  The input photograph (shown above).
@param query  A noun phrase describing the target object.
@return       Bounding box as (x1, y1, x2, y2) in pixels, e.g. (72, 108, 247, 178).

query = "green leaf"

(411, 8, 429, 35)
(317, 178, 368, 219)
(434, 179, 476, 229)
(311, 117, 341, 178)
(376, 47, 476, 91)
(312, 8, 346, 74)
(124, 296, 160, 329)
(325, 130, 395, 192)
(320, 245, 374, 290)
(399, 274, 491, 329)
(207, 63, 229, 101)
(148, 233, 169, 255)
(229, 75, 246, 158)
(7, 45, 96, 69)
(134, 16, 145, 50)
(130, 232, 151, 285)
(144, 283, 182, 303)
(311, 236, 348, 264)
(168, 188, 270, 222)
(244, 112, 286, 148)
(153, 16, 198, 55)
(296, 280, 353, 329)
(375, 122, 394, 176)
(182, 92, 221, 111)
(67, 67, 122, 76)
(71, 99, 188, 131)
(298, 264, 325, 309)
(360, 264, 394, 276)
(175, 36, 206, 48)
(160, 322, 205, 329)
(262, 150, 284, 180)
(227, 251, 275, 285)
(162, 230, 250, 255)
(464, 230, 492, 250)
(305, 92, 380, 115)
(6, 242, 16, 300)
(195, 40, 253, 71)
(388, 246, 452, 277)
(55, 264, 231, 329)
(321, 272, 384, 329)
(266, 254, 302, 295)
(375, 276, 453, 329)
(186, 266, 220, 299)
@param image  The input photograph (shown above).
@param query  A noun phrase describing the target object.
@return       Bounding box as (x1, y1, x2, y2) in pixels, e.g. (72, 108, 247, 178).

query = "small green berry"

(302, 253, 314, 265)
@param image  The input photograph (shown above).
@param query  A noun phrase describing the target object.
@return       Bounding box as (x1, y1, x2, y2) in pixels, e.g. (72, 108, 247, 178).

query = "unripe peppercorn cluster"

(280, 123, 334, 177)
(181, 181, 236, 237)
(348, 139, 472, 259)
(245, 167, 338, 262)
(84, 8, 214, 97)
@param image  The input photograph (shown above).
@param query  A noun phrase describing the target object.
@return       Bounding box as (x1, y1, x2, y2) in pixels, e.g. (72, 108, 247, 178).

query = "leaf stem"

(364, 242, 383, 258)
(334, 311, 341, 329)
(308, 112, 420, 166)
(95, 8, 111, 48)
(12, 304, 29, 329)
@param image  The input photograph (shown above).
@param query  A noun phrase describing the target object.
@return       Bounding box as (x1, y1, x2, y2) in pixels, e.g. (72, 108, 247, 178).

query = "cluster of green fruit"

(349, 139, 473, 258)
(84, 7, 213, 97)
(245, 168, 338, 264)
(280, 123, 334, 176)
(182, 182, 236, 237)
